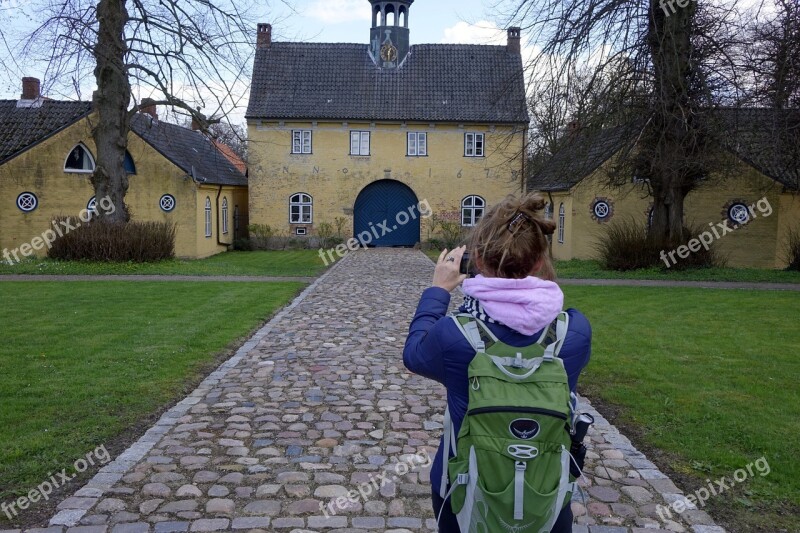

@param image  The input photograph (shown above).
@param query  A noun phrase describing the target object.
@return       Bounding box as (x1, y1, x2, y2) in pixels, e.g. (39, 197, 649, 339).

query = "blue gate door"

(353, 180, 420, 247)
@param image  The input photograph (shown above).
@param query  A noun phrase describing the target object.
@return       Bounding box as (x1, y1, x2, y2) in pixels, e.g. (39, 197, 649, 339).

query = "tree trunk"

(645, 0, 698, 244)
(91, 0, 130, 223)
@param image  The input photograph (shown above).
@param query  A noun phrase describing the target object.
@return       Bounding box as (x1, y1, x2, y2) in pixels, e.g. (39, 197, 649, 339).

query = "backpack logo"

(509, 418, 540, 440)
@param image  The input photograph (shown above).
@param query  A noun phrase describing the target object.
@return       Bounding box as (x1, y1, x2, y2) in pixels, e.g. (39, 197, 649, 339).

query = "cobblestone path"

(8, 249, 725, 533)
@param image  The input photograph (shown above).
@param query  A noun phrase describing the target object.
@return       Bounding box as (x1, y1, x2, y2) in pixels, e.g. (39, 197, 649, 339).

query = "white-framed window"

(290, 193, 313, 224)
(558, 203, 565, 244)
(350, 131, 370, 156)
(464, 132, 484, 157)
(295, 227, 307, 236)
(292, 130, 312, 154)
(407, 132, 427, 156)
(461, 195, 485, 227)
(16, 192, 38, 212)
(222, 197, 229, 234)
(160, 194, 176, 212)
(205, 197, 212, 237)
(64, 143, 95, 172)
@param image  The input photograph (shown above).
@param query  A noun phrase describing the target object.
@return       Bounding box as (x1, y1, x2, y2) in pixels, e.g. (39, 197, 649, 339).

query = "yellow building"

(0, 80, 248, 261)
(529, 111, 800, 269)
(245, 2, 528, 246)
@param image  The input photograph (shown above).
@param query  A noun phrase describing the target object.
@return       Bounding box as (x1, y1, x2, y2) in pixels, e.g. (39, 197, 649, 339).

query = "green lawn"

(421, 252, 799, 283)
(0, 281, 305, 505)
(0, 250, 327, 277)
(556, 258, 800, 283)
(564, 286, 800, 532)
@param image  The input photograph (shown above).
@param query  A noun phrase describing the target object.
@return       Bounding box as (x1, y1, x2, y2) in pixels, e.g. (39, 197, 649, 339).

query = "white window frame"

(289, 193, 313, 224)
(350, 131, 370, 156)
(64, 143, 96, 173)
(292, 130, 312, 154)
(558, 203, 565, 244)
(464, 132, 484, 157)
(461, 195, 485, 227)
(407, 132, 427, 156)
(205, 197, 212, 238)
(221, 197, 229, 234)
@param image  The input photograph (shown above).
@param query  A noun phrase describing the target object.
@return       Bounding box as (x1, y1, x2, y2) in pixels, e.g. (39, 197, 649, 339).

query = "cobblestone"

(16, 250, 726, 532)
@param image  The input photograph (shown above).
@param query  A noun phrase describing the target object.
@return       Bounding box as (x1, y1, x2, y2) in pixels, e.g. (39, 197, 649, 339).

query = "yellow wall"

(0, 115, 245, 260)
(532, 158, 796, 268)
(247, 121, 525, 239)
(775, 192, 800, 268)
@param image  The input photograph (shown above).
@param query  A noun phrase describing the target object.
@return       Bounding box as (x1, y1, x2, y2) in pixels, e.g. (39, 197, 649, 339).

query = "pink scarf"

(461, 275, 564, 336)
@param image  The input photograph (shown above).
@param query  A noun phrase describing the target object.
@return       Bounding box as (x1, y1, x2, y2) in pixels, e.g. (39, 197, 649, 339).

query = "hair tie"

(507, 211, 530, 234)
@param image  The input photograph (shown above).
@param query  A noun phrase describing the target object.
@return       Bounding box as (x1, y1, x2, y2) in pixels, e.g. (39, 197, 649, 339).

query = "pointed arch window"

(558, 203, 565, 244)
(124, 151, 136, 174)
(222, 197, 229, 234)
(65, 143, 95, 173)
(205, 197, 212, 237)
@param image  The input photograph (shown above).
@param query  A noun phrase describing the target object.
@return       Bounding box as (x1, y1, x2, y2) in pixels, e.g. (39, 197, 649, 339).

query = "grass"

(0, 250, 327, 277)
(555, 258, 800, 284)
(422, 251, 799, 283)
(0, 281, 305, 507)
(564, 285, 800, 532)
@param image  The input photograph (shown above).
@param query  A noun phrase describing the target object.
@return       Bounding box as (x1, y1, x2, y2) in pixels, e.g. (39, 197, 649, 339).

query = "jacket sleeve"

(403, 286, 452, 383)
(561, 308, 592, 392)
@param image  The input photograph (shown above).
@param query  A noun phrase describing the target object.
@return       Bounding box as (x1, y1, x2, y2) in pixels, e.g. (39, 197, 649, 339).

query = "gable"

(0, 100, 93, 164)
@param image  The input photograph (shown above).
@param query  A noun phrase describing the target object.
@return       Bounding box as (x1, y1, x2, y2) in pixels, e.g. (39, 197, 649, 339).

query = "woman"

(403, 193, 592, 532)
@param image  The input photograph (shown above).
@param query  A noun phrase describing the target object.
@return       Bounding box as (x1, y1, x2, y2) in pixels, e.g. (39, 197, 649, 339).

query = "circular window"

(160, 194, 176, 212)
(590, 197, 614, 223)
(727, 202, 750, 225)
(17, 192, 38, 212)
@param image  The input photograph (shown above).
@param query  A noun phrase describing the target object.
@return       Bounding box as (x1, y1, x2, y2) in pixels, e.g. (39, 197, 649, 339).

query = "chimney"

(21, 77, 41, 100)
(507, 27, 521, 54)
(140, 98, 158, 120)
(257, 23, 272, 50)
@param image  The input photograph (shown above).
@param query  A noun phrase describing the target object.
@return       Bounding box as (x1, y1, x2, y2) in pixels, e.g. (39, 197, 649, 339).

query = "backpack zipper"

(467, 406, 568, 420)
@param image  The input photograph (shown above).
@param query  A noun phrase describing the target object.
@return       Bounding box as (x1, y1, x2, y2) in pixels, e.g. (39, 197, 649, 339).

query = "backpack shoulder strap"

(542, 311, 569, 361)
(451, 313, 498, 353)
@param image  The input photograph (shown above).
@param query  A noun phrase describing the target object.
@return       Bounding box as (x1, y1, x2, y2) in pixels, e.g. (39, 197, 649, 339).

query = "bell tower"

(369, 0, 414, 68)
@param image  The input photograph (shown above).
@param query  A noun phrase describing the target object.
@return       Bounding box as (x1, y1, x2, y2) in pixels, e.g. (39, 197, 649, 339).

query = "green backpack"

(439, 312, 575, 533)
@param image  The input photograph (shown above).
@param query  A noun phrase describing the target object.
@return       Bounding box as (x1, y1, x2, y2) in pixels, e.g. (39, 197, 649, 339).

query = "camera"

(459, 252, 471, 276)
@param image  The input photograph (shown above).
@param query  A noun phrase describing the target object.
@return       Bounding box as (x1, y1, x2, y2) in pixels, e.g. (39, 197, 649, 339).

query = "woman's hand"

(433, 246, 468, 292)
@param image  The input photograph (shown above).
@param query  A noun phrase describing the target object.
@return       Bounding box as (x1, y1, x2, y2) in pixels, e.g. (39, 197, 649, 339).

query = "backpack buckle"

(456, 473, 470, 485)
(512, 352, 524, 368)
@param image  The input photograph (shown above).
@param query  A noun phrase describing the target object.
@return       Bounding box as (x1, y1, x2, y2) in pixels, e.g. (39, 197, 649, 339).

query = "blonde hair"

(468, 193, 556, 280)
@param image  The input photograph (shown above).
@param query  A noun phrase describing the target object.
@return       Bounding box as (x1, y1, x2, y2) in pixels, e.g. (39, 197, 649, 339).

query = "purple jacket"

(403, 286, 592, 495)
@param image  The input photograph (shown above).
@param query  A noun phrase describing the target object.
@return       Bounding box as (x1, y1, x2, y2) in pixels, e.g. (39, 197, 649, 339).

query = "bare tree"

(745, 0, 800, 108)
(3, 0, 264, 222)
(504, 0, 748, 243)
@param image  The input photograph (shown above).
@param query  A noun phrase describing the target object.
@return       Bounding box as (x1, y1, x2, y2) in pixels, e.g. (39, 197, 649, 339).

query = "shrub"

(434, 216, 468, 249)
(595, 218, 720, 271)
(233, 238, 253, 251)
(316, 222, 336, 250)
(782, 226, 800, 271)
(333, 217, 348, 238)
(248, 224, 273, 250)
(48, 218, 175, 262)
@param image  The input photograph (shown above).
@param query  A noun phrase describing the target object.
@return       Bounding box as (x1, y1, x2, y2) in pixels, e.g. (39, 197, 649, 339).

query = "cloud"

(440, 20, 507, 45)
(306, 0, 372, 24)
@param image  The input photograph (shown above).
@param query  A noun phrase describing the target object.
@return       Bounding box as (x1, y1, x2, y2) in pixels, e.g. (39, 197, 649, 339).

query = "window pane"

(361, 132, 370, 155)
(475, 134, 484, 156)
(418, 133, 427, 155)
(351, 132, 359, 154)
(408, 133, 416, 156)
(303, 131, 311, 153)
(475, 208, 484, 220)
(466, 134, 473, 155)
(463, 197, 473, 207)
(474, 197, 485, 207)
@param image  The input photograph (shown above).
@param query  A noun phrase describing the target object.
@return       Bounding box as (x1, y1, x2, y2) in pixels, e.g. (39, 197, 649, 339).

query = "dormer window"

(65, 144, 95, 173)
